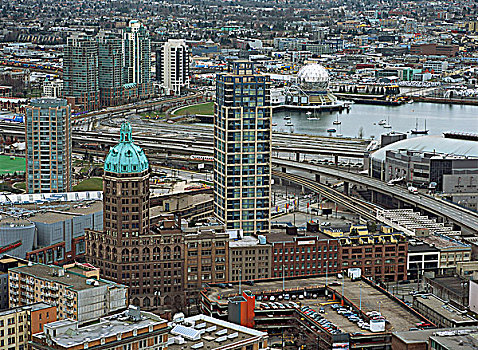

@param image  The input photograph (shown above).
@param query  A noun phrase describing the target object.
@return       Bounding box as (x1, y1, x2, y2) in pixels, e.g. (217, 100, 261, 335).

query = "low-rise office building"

(339, 233, 408, 282)
(31, 306, 169, 350)
(229, 235, 271, 282)
(167, 314, 268, 350)
(412, 294, 478, 328)
(9, 262, 127, 324)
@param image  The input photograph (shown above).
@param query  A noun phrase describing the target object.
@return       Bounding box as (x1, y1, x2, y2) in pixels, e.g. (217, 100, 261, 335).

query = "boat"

(411, 119, 428, 134)
(272, 123, 277, 127)
(327, 128, 336, 133)
(378, 119, 387, 125)
(307, 110, 319, 120)
(284, 116, 291, 120)
(333, 115, 341, 125)
(382, 116, 392, 128)
(286, 121, 293, 127)
(336, 124, 343, 137)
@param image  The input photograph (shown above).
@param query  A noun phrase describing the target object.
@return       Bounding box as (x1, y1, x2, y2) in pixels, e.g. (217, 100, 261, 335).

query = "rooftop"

(35, 307, 168, 348)
(393, 327, 478, 345)
(206, 276, 423, 332)
(371, 135, 478, 162)
(0, 302, 52, 317)
(431, 329, 478, 349)
(11, 263, 123, 291)
(167, 314, 267, 350)
(414, 294, 477, 325)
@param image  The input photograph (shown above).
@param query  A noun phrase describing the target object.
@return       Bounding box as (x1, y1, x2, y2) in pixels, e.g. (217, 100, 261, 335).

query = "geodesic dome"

(297, 63, 329, 92)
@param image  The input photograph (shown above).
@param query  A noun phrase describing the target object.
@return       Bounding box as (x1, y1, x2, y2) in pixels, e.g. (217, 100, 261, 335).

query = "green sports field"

(0, 155, 25, 175)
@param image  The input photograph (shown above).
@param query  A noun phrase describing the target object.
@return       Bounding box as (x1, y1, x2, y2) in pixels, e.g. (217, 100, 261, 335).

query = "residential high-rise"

(122, 20, 152, 97)
(213, 61, 272, 235)
(97, 31, 124, 107)
(63, 33, 99, 111)
(25, 98, 72, 194)
(157, 39, 190, 95)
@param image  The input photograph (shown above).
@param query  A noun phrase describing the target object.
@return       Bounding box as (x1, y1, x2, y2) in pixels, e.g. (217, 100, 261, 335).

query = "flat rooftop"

(36, 309, 167, 348)
(414, 294, 477, 324)
(11, 263, 118, 291)
(207, 276, 422, 332)
(167, 314, 267, 350)
(430, 330, 478, 350)
(393, 327, 478, 345)
(0, 302, 52, 316)
(419, 234, 470, 250)
(0, 200, 102, 224)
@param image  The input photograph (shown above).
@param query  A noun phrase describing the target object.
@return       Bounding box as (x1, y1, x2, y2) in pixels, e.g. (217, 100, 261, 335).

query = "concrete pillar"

(334, 155, 339, 165)
(371, 191, 376, 204)
(343, 181, 349, 196)
(281, 167, 287, 173)
(315, 174, 320, 183)
(296, 152, 300, 162)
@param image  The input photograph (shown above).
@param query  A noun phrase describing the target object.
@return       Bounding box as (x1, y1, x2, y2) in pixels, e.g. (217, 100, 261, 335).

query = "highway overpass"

(273, 158, 478, 234)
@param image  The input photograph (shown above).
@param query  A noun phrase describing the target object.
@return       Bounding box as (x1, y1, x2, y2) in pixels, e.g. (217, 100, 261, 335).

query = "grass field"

(73, 177, 103, 191)
(174, 102, 214, 116)
(0, 155, 25, 175)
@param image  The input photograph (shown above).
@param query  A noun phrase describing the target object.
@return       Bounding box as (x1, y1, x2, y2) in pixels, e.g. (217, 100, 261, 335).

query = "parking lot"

(207, 275, 422, 333)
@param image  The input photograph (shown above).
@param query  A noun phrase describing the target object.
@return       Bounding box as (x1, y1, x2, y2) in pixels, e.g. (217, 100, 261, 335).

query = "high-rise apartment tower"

(25, 98, 72, 193)
(213, 61, 272, 235)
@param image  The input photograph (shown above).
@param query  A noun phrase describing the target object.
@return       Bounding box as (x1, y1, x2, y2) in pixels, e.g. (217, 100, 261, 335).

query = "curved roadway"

(273, 158, 478, 233)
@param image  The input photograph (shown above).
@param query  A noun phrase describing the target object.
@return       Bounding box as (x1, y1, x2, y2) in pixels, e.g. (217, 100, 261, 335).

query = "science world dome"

(104, 122, 149, 174)
(297, 63, 330, 92)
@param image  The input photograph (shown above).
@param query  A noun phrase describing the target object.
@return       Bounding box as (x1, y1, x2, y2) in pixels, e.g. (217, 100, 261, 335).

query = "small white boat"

(284, 116, 291, 120)
(383, 116, 392, 128)
(336, 133, 343, 137)
(286, 121, 293, 127)
(378, 119, 387, 125)
(307, 116, 320, 120)
(333, 115, 341, 125)
(272, 123, 277, 127)
(306, 111, 312, 116)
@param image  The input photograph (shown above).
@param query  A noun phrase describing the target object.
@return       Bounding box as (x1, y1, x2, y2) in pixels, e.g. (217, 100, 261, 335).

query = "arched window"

(121, 249, 129, 263)
(142, 248, 150, 261)
(163, 246, 171, 260)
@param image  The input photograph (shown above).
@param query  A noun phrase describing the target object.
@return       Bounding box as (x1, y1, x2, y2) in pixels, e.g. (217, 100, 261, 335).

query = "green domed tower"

(102, 122, 150, 241)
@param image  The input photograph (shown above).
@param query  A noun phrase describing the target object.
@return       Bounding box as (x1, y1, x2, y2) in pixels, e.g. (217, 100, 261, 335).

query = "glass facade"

(214, 61, 271, 235)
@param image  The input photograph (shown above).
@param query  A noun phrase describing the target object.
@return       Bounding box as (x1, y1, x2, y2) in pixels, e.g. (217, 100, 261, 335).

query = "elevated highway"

(272, 170, 377, 221)
(272, 158, 478, 233)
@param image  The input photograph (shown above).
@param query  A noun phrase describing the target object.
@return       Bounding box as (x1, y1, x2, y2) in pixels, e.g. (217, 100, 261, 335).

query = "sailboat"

(284, 115, 291, 120)
(411, 119, 429, 134)
(378, 119, 387, 125)
(307, 110, 319, 120)
(336, 123, 343, 137)
(383, 116, 392, 128)
(333, 115, 341, 125)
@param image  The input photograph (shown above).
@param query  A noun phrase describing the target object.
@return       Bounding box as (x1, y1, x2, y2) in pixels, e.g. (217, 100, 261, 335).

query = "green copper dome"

(104, 123, 149, 174)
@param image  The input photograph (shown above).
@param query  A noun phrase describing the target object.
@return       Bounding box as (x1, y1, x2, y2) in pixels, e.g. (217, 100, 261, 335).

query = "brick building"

(339, 233, 408, 282)
(229, 235, 272, 281)
(410, 43, 459, 57)
(183, 227, 229, 308)
(86, 123, 185, 310)
(269, 234, 340, 278)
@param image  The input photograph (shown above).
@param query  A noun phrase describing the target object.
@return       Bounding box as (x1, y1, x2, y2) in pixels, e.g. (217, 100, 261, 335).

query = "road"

(273, 158, 478, 233)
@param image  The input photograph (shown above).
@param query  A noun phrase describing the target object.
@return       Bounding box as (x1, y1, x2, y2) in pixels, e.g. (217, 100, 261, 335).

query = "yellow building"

(0, 303, 56, 349)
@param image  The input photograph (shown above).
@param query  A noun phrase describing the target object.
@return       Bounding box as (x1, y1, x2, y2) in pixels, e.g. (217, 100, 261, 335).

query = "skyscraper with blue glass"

(214, 61, 272, 235)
